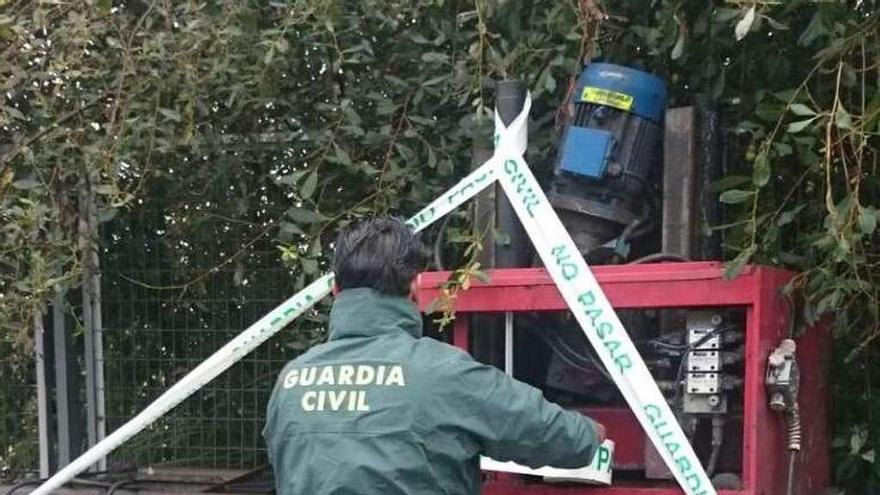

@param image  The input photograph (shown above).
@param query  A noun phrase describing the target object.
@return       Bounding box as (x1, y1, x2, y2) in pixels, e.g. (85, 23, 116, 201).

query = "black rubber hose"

(629, 252, 691, 264)
(106, 479, 132, 495)
(5, 478, 113, 495)
(5, 480, 43, 495)
(432, 213, 453, 271)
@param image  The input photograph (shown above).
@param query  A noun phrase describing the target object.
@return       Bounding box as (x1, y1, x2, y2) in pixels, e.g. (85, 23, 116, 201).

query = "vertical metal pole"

(93, 286, 107, 471)
(89, 197, 107, 470)
(80, 179, 107, 471)
(494, 81, 530, 268)
(34, 312, 51, 478)
(496, 81, 527, 378)
(504, 312, 514, 376)
(52, 293, 71, 468)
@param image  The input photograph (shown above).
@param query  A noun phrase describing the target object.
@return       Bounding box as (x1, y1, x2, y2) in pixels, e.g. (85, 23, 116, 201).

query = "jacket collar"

(328, 288, 423, 340)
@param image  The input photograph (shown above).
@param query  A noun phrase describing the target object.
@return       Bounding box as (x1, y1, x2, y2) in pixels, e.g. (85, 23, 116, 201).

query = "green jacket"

(263, 288, 601, 495)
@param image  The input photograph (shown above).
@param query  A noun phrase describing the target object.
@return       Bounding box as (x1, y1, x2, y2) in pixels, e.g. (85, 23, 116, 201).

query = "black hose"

(5, 479, 43, 495)
(432, 213, 453, 271)
(5, 477, 113, 495)
(106, 479, 132, 495)
(628, 252, 691, 264)
(543, 330, 613, 382)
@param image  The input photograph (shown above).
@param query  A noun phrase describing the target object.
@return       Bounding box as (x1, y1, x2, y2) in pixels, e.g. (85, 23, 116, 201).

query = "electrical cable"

(651, 324, 736, 352)
(784, 405, 802, 495)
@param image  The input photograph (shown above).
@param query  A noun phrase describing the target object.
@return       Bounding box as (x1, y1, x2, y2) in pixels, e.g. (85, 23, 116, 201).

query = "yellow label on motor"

(581, 86, 634, 112)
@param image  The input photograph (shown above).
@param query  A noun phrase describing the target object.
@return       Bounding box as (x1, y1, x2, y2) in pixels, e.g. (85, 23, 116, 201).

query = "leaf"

(859, 207, 877, 235)
(724, 245, 756, 280)
(789, 103, 816, 116)
(787, 117, 817, 133)
(11, 179, 40, 190)
(671, 25, 686, 60)
(286, 207, 328, 224)
(835, 108, 853, 130)
(773, 142, 793, 156)
(719, 189, 754, 204)
(421, 52, 449, 64)
(715, 7, 742, 23)
(862, 450, 876, 464)
(301, 258, 319, 275)
(472, 269, 491, 284)
(710, 175, 751, 192)
(278, 169, 309, 185)
(300, 171, 318, 199)
(735, 6, 755, 41)
(850, 428, 868, 455)
(330, 144, 352, 166)
(427, 146, 437, 168)
(158, 108, 182, 122)
(763, 15, 789, 31)
(96, 208, 118, 223)
(752, 153, 771, 187)
(424, 297, 443, 315)
(3, 105, 26, 121)
(543, 71, 556, 92)
(279, 221, 305, 237)
(777, 204, 806, 226)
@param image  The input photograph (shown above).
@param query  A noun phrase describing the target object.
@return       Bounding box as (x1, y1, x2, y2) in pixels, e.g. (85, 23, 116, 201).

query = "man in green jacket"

(263, 217, 605, 494)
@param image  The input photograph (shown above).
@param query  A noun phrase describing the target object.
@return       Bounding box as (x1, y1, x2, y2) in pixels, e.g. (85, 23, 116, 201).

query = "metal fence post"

(34, 312, 51, 478)
(80, 179, 107, 472)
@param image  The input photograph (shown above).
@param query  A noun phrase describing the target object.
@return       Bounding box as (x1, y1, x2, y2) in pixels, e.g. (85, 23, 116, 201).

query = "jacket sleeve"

(429, 349, 601, 469)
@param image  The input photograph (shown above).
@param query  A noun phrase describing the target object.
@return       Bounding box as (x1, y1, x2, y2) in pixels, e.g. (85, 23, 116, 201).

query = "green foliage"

(1, 0, 879, 488)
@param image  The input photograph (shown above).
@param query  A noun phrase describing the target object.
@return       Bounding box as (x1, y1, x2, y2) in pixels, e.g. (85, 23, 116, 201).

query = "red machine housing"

(415, 262, 830, 495)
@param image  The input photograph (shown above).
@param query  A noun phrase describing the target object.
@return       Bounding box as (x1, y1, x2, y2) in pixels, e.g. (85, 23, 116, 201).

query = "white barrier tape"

(492, 94, 715, 495)
(481, 439, 615, 486)
(482, 92, 613, 487)
(31, 159, 502, 495)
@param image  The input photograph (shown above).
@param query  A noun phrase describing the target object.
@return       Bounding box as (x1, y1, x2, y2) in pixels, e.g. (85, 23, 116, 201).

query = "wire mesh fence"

(99, 165, 328, 472)
(0, 347, 39, 481)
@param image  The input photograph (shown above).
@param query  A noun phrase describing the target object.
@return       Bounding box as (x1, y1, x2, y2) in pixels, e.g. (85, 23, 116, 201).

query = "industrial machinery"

(418, 63, 830, 494)
(415, 264, 830, 494)
(550, 62, 667, 257)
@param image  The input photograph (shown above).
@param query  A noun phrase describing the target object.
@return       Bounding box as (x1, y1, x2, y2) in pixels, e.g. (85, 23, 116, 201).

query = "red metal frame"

(415, 262, 830, 495)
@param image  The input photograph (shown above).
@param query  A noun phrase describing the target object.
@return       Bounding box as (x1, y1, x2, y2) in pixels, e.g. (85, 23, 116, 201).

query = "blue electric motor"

(549, 63, 667, 254)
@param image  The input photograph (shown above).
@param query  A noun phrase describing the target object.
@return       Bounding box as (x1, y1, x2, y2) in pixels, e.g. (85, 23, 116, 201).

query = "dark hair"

(333, 217, 427, 296)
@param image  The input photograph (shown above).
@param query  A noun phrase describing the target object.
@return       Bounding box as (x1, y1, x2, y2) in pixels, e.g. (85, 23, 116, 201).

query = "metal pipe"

(53, 292, 71, 468)
(89, 193, 108, 471)
(494, 80, 530, 268)
(34, 312, 51, 478)
(79, 185, 98, 469)
(707, 416, 725, 476)
(504, 312, 514, 376)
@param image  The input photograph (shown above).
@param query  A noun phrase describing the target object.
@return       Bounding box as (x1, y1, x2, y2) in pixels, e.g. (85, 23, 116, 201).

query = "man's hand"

(594, 422, 606, 444)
